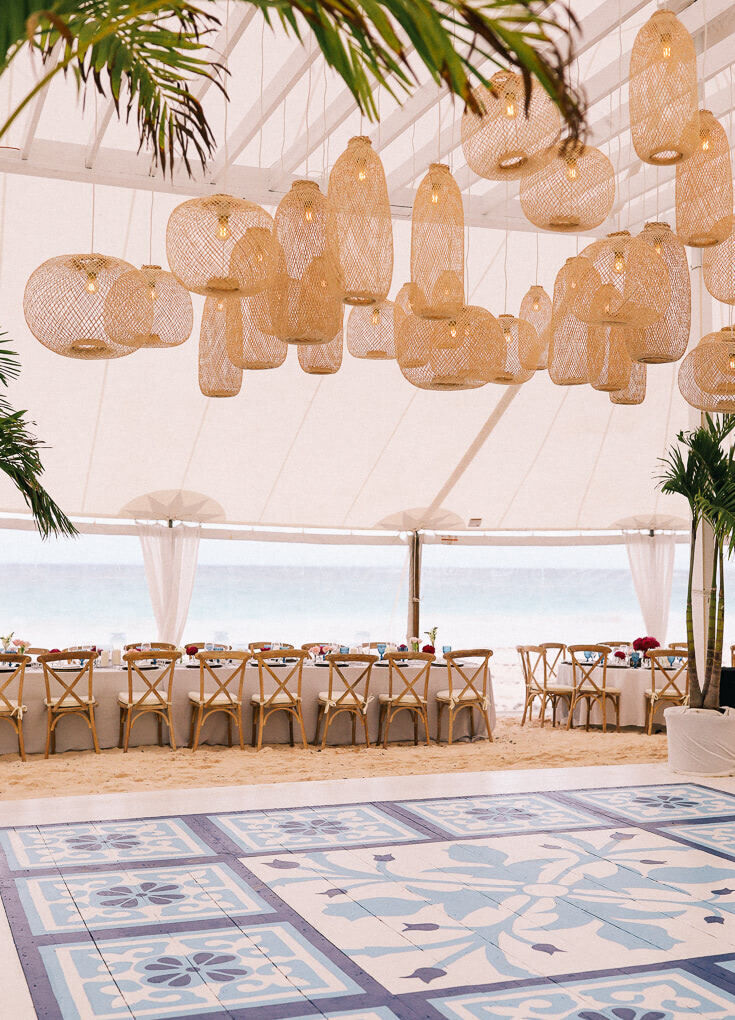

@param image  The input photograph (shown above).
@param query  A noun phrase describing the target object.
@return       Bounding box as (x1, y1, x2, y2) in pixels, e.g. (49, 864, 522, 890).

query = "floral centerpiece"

(11, 638, 30, 655)
(614, 650, 626, 661)
(422, 643, 435, 654)
(185, 644, 199, 657)
(633, 636, 660, 659)
(0, 632, 13, 652)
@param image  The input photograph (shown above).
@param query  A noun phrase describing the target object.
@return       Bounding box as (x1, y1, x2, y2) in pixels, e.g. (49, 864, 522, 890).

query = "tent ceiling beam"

(20, 40, 62, 161)
(194, 6, 257, 102)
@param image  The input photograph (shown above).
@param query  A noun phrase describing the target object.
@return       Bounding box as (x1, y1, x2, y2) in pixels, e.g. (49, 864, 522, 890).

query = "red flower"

(633, 636, 660, 655)
(422, 644, 435, 654)
(614, 650, 626, 660)
(185, 644, 199, 656)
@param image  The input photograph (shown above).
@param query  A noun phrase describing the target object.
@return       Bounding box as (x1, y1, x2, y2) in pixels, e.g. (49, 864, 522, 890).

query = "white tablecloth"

(1, 661, 496, 755)
(556, 662, 652, 728)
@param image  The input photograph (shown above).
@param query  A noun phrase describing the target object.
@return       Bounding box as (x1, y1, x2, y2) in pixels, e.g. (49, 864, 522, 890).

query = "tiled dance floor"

(2, 768, 735, 1017)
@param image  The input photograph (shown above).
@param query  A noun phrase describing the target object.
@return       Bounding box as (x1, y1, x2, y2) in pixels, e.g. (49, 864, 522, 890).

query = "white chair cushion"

(546, 684, 574, 694)
(436, 689, 482, 703)
(118, 691, 170, 707)
(251, 691, 299, 705)
(378, 693, 425, 705)
(0, 699, 24, 715)
(188, 690, 240, 706)
(318, 691, 365, 705)
(45, 696, 96, 708)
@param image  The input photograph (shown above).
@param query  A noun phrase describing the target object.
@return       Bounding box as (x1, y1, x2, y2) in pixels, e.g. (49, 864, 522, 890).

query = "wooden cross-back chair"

(189, 651, 249, 751)
(118, 650, 181, 752)
(670, 641, 688, 652)
(314, 653, 378, 749)
(251, 649, 308, 750)
(436, 649, 494, 744)
(518, 645, 545, 726)
(248, 641, 294, 653)
(39, 651, 100, 757)
(539, 642, 565, 682)
(566, 644, 620, 732)
(378, 651, 433, 748)
(0, 654, 30, 760)
(645, 649, 689, 735)
(123, 642, 177, 651)
(599, 640, 628, 648)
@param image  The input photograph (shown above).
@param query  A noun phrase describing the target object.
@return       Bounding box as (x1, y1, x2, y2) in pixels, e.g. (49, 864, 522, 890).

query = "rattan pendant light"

(297, 329, 343, 375)
(24, 254, 138, 360)
(572, 231, 670, 328)
(104, 265, 194, 349)
(397, 306, 501, 391)
(410, 163, 464, 319)
(488, 315, 541, 383)
(461, 73, 560, 181)
(628, 222, 690, 364)
(610, 362, 647, 405)
(586, 325, 637, 392)
(629, 9, 699, 166)
(166, 194, 275, 297)
(225, 297, 288, 370)
(676, 110, 733, 248)
(328, 136, 393, 305)
(703, 220, 735, 303)
(199, 297, 243, 397)
(346, 301, 396, 360)
(678, 329, 735, 411)
(520, 143, 615, 232)
(547, 257, 590, 386)
(519, 285, 552, 370)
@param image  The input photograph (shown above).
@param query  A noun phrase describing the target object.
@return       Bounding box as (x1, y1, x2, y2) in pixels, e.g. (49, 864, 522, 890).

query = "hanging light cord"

(305, 36, 313, 178)
(503, 225, 509, 313)
(222, 0, 230, 190)
(257, 18, 265, 170)
(90, 90, 97, 252)
(148, 189, 154, 264)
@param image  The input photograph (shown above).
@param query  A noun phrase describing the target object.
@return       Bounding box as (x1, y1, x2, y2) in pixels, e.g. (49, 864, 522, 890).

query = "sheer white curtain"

(625, 532, 675, 643)
(137, 523, 201, 644)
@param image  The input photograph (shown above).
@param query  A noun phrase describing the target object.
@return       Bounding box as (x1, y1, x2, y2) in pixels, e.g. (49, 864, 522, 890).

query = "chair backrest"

(385, 651, 433, 704)
(648, 648, 689, 700)
(196, 651, 249, 709)
(185, 642, 206, 651)
(539, 642, 565, 680)
(325, 653, 378, 707)
(63, 645, 96, 652)
(567, 644, 609, 693)
(0, 654, 30, 713)
(599, 640, 627, 648)
(300, 642, 334, 651)
(27, 647, 48, 656)
(445, 649, 493, 703)
(254, 648, 308, 707)
(123, 650, 181, 708)
(518, 645, 546, 693)
(39, 651, 97, 709)
(671, 641, 688, 651)
(124, 641, 177, 651)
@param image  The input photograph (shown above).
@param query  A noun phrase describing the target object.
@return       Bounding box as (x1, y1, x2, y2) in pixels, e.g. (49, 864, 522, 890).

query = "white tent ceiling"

(0, 0, 727, 532)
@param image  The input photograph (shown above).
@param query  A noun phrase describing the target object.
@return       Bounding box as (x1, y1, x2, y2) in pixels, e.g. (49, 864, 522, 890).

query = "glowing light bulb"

(431, 185, 440, 205)
(449, 321, 457, 339)
(654, 241, 662, 255)
(613, 252, 625, 273)
(504, 95, 516, 118)
(304, 203, 314, 222)
(217, 299, 224, 311)
(217, 216, 230, 241)
(701, 130, 710, 152)
(566, 159, 578, 182)
(532, 300, 540, 311)
(357, 162, 367, 182)
(85, 274, 98, 294)
(729, 353, 735, 372)
(661, 34, 671, 59)
(149, 286, 157, 301)
(371, 308, 380, 326)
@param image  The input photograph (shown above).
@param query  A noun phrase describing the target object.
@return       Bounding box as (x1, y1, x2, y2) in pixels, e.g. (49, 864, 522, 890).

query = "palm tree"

(0, 1, 585, 176)
(0, 344, 76, 539)
(658, 414, 735, 710)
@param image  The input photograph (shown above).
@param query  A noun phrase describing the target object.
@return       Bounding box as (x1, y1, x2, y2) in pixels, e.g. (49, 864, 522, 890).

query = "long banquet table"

(556, 661, 652, 728)
(0, 661, 497, 755)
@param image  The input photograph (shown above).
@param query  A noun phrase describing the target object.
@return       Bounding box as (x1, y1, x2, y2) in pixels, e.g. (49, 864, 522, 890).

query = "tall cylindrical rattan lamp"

(410, 163, 464, 319)
(519, 285, 552, 370)
(628, 222, 690, 363)
(703, 221, 735, 304)
(676, 110, 733, 248)
(226, 297, 288, 370)
(199, 298, 243, 397)
(586, 325, 637, 392)
(520, 143, 615, 232)
(547, 257, 590, 386)
(610, 363, 647, 405)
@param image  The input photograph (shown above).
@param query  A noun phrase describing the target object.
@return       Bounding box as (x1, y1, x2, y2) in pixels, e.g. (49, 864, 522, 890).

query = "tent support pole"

(407, 530, 421, 641)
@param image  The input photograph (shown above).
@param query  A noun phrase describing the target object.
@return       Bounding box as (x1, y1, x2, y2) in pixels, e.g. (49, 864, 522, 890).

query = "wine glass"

(667, 655, 675, 667)
(442, 645, 452, 660)
(584, 650, 592, 663)
(377, 643, 386, 661)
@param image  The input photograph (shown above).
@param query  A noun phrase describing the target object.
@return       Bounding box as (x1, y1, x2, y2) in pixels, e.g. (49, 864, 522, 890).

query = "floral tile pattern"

(392, 793, 603, 837)
(0, 783, 734, 1019)
(208, 804, 427, 853)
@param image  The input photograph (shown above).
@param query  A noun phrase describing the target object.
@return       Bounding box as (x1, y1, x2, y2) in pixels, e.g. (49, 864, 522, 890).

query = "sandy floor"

(0, 718, 668, 801)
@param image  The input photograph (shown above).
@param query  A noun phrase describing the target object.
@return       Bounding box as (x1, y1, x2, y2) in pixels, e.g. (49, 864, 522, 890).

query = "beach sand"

(0, 717, 668, 801)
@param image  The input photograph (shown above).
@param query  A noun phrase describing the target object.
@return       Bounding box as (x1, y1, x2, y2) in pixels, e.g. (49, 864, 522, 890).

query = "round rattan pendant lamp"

(105, 265, 194, 349)
(676, 110, 733, 248)
(610, 362, 647, 405)
(199, 297, 243, 397)
(461, 72, 560, 181)
(627, 222, 690, 364)
(346, 300, 396, 360)
(520, 143, 615, 232)
(166, 194, 275, 297)
(703, 220, 735, 303)
(572, 231, 670, 328)
(586, 325, 637, 392)
(327, 136, 393, 305)
(398, 306, 501, 391)
(520, 285, 552, 370)
(629, 9, 699, 166)
(678, 328, 735, 410)
(488, 315, 541, 383)
(410, 163, 464, 319)
(24, 254, 138, 360)
(297, 329, 343, 375)
(226, 296, 287, 370)
(547, 257, 591, 386)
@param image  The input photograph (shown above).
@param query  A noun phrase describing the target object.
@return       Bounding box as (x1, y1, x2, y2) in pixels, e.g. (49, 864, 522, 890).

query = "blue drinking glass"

(377, 643, 386, 660)
(340, 645, 349, 655)
(668, 655, 675, 667)
(584, 650, 592, 662)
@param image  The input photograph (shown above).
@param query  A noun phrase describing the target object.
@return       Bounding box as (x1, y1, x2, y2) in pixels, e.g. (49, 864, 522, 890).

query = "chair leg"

(521, 694, 529, 726)
(157, 714, 163, 747)
(447, 707, 454, 746)
(413, 712, 419, 746)
(566, 695, 576, 730)
(615, 695, 621, 733)
(227, 715, 233, 748)
(377, 703, 386, 745)
(89, 707, 100, 754)
(602, 695, 608, 734)
(585, 697, 591, 732)
(118, 707, 125, 749)
(192, 707, 204, 753)
(236, 707, 244, 750)
(482, 708, 494, 742)
(168, 708, 177, 751)
(382, 708, 392, 749)
(422, 707, 430, 746)
(251, 707, 257, 747)
(17, 719, 25, 762)
(361, 710, 370, 748)
(468, 706, 475, 740)
(539, 695, 547, 728)
(288, 713, 294, 748)
(256, 707, 265, 751)
(351, 713, 356, 747)
(296, 707, 308, 749)
(646, 699, 653, 736)
(51, 720, 57, 756)
(312, 705, 323, 746)
(123, 710, 133, 753)
(436, 702, 444, 743)
(321, 709, 331, 750)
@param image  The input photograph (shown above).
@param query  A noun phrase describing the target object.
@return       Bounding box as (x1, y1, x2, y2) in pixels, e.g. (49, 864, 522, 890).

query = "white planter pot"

(665, 705, 735, 776)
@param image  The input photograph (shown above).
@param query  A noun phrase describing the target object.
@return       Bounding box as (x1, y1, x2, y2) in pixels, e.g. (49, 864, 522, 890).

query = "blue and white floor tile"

(1, 765, 735, 1018)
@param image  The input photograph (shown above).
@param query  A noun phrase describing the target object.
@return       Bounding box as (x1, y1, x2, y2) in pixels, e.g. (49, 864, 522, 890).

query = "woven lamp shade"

(679, 329, 735, 411)
(703, 220, 735, 303)
(610, 363, 647, 405)
(676, 110, 733, 248)
(199, 298, 242, 397)
(328, 136, 392, 305)
(626, 222, 690, 364)
(519, 285, 552, 370)
(629, 10, 699, 166)
(225, 297, 287, 370)
(297, 330, 343, 375)
(520, 143, 614, 232)
(24, 253, 138, 360)
(346, 300, 396, 359)
(411, 163, 464, 319)
(461, 72, 560, 181)
(572, 231, 670, 328)
(488, 315, 540, 384)
(547, 257, 590, 386)
(166, 194, 275, 297)
(398, 306, 501, 391)
(105, 265, 193, 349)
(586, 325, 637, 392)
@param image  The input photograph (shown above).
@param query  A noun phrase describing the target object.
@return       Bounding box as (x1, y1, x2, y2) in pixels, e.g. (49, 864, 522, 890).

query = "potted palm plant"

(658, 413, 735, 775)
